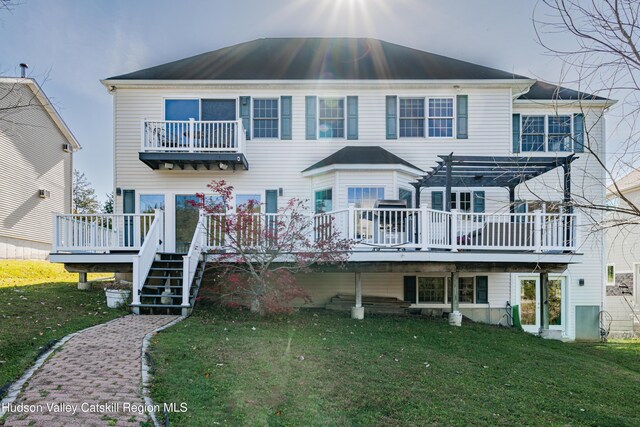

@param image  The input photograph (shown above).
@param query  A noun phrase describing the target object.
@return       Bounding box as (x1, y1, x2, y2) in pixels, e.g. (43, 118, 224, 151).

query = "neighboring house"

(605, 169, 640, 336)
(0, 76, 80, 260)
(50, 38, 614, 340)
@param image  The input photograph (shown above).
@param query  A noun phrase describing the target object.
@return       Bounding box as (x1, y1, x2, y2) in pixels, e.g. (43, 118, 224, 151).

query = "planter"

(105, 289, 131, 308)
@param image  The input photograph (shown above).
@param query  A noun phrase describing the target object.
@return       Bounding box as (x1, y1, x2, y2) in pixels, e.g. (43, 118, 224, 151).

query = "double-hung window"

(418, 277, 446, 303)
(521, 116, 545, 152)
(398, 97, 455, 138)
(428, 98, 454, 137)
(399, 98, 425, 137)
(447, 277, 475, 303)
(253, 99, 279, 139)
(319, 97, 345, 138)
(521, 115, 573, 152)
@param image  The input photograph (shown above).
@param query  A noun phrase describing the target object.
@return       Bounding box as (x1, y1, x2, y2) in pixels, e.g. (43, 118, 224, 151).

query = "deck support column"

(539, 272, 549, 335)
(449, 271, 462, 326)
(351, 271, 364, 320)
(78, 272, 90, 290)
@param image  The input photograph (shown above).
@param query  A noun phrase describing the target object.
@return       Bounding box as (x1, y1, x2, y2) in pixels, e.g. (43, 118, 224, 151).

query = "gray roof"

(518, 81, 608, 101)
(302, 146, 423, 173)
(108, 38, 530, 81)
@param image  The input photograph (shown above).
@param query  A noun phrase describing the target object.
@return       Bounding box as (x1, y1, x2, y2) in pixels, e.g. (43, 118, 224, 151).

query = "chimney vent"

(19, 63, 28, 78)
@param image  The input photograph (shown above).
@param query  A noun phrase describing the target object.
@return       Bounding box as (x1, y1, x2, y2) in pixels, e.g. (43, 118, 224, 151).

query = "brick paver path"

(3, 315, 178, 427)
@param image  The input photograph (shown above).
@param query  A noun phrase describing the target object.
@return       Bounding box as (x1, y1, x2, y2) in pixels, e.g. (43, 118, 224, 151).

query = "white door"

(517, 276, 565, 333)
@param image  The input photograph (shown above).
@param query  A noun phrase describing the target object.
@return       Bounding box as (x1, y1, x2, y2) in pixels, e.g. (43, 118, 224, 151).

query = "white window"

(418, 277, 445, 303)
(398, 97, 454, 138)
(253, 99, 279, 139)
(318, 97, 345, 138)
(521, 115, 573, 152)
(428, 98, 454, 137)
(607, 264, 615, 285)
(399, 98, 425, 137)
(450, 191, 472, 213)
(447, 277, 475, 303)
(347, 187, 384, 208)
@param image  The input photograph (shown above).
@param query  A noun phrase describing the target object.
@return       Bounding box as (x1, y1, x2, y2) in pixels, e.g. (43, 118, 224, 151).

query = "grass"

(0, 260, 126, 392)
(150, 305, 640, 426)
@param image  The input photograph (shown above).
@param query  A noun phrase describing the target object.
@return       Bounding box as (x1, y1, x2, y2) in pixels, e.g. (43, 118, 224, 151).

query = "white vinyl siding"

(0, 83, 72, 249)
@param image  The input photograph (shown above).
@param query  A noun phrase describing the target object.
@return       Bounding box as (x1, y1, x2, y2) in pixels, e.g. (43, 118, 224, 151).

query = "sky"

(0, 0, 622, 201)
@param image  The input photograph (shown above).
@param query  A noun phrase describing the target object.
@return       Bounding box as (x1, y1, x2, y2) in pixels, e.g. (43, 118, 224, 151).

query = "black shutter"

(476, 276, 488, 304)
(404, 276, 417, 303)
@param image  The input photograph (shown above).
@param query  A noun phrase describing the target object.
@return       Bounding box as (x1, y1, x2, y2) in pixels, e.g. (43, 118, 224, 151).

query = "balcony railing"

(203, 207, 579, 254)
(141, 119, 246, 153)
(52, 213, 156, 252)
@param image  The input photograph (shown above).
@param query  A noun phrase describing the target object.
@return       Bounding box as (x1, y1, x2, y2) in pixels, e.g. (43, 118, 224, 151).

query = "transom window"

(428, 98, 454, 137)
(253, 99, 279, 138)
(319, 98, 345, 138)
(521, 115, 573, 152)
(399, 98, 425, 137)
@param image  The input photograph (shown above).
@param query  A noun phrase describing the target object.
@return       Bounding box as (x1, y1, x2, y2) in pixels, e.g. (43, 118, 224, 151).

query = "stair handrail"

(132, 209, 164, 307)
(182, 210, 207, 308)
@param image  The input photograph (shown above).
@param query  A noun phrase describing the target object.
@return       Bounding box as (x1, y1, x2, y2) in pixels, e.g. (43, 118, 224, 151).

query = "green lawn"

(0, 260, 125, 393)
(150, 305, 640, 426)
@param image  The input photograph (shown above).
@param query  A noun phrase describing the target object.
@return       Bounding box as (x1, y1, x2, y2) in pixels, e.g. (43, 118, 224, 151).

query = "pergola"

(411, 154, 577, 213)
(410, 153, 578, 334)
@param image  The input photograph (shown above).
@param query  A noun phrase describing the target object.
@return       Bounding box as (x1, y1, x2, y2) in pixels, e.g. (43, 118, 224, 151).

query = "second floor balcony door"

(201, 99, 237, 150)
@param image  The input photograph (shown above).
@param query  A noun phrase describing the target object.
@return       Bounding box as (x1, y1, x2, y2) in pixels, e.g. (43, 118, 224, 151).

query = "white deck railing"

(182, 212, 208, 307)
(52, 213, 155, 252)
(141, 119, 246, 153)
(202, 207, 578, 253)
(132, 210, 164, 306)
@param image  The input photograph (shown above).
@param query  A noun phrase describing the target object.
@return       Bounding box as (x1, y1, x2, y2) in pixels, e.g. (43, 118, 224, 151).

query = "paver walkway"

(3, 315, 178, 427)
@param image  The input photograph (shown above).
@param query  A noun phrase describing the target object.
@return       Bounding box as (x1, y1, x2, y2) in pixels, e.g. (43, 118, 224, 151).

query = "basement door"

(517, 276, 566, 333)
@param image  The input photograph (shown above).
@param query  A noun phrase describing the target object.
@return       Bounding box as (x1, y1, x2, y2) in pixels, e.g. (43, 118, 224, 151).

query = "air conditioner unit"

(62, 143, 71, 153)
(39, 189, 50, 199)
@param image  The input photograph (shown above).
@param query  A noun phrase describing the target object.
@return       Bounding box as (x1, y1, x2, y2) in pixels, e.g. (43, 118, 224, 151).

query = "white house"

(605, 169, 640, 336)
(0, 74, 80, 260)
(50, 38, 614, 340)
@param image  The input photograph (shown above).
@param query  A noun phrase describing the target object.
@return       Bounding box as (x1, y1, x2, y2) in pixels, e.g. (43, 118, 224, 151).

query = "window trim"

(396, 96, 456, 139)
(318, 96, 346, 140)
(398, 97, 426, 138)
(520, 114, 574, 153)
(251, 97, 280, 140)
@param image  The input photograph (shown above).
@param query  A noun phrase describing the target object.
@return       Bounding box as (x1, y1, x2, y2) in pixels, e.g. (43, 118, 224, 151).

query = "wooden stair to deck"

(325, 294, 411, 315)
(131, 252, 203, 315)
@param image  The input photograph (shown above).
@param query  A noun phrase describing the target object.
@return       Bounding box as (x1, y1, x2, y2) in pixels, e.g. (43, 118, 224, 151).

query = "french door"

(517, 276, 565, 333)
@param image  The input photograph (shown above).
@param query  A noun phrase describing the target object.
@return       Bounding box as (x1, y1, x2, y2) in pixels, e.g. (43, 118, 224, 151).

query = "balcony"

(139, 119, 249, 170)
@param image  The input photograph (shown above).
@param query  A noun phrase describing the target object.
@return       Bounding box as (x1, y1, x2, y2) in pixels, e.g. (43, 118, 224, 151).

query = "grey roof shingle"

(302, 146, 423, 173)
(108, 37, 530, 81)
(517, 81, 608, 101)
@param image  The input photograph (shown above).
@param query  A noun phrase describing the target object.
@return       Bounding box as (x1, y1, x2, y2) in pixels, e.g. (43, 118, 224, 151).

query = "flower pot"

(105, 289, 131, 308)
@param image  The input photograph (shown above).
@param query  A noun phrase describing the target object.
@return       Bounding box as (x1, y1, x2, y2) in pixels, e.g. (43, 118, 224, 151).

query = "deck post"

(534, 210, 542, 253)
(348, 203, 356, 241)
(351, 271, 364, 320)
(449, 271, 462, 326)
(450, 209, 458, 252)
(77, 272, 90, 290)
(540, 272, 549, 335)
(420, 205, 429, 251)
(132, 256, 141, 307)
(188, 118, 195, 152)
